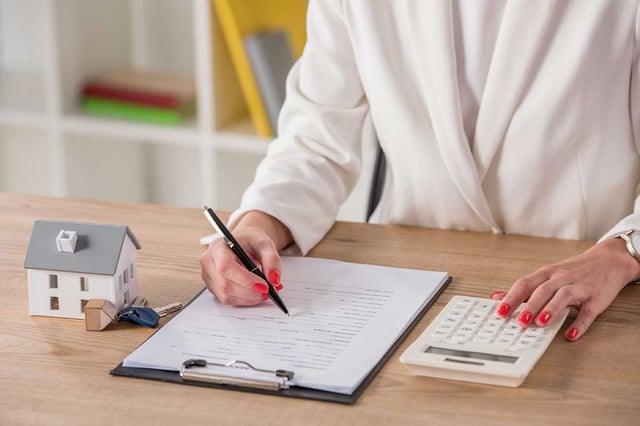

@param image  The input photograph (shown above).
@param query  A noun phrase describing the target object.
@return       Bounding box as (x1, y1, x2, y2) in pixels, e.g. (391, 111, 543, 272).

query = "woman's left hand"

(490, 237, 640, 341)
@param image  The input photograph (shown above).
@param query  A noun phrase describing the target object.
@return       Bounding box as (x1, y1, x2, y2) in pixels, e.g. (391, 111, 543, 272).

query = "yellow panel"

(213, 0, 308, 137)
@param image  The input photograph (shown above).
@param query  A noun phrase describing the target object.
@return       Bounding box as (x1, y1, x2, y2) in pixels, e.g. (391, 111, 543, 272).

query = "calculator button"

(463, 319, 480, 327)
(453, 331, 472, 340)
(496, 331, 519, 345)
(496, 337, 514, 345)
(478, 328, 497, 338)
(435, 324, 454, 334)
(473, 301, 495, 314)
(448, 309, 467, 319)
(485, 319, 503, 330)
(432, 330, 450, 341)
(524, 327, 544, 337)
(505, 323, 521, 332)
(473, 334, 493, 343)
(518, 337, 536, 346)
(447, 336, 469, 344)
(443, 317, 460, 326)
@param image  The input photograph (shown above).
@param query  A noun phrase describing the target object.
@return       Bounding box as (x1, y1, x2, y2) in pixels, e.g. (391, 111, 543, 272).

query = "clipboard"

(111, 277, 451, 404)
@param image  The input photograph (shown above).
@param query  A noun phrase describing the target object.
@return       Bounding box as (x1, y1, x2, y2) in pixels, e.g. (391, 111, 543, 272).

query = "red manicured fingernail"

(269, 270, 281, 284)
(274, 282, 284, 291)
(253, 283, 268, 294)
(518, 310, 533, 325)
(566, 327, 579, 340)
(262, 294, 269, 300)
(497, 303, 510, 316)
(490, 291, 506, 299)
(537, 311, 552, 325)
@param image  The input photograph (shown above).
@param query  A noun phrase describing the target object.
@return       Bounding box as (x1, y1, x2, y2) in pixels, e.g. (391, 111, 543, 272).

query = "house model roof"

(24, 220, 141, 276)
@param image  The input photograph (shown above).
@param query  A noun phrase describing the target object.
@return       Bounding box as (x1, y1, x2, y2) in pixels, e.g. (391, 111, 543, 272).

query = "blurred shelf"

(60, 114, 201, 147)
(0, 0, 319, 214)
(0, 109, 48, 129)
(216, 116, 270, 154)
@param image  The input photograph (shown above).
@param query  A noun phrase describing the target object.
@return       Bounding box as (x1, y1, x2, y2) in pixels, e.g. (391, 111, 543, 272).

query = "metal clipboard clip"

(180, 359, 294, 391)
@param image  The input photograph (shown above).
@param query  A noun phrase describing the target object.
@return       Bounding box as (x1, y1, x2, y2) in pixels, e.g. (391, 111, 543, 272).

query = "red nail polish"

(269, 270, 280, 284)
(262, 294, 269, 301)
(490, 291, 506, 299)
(497, 303, 510, 316)
(567, 327, 579, 340)
(274, 282, 284, 291)
(253, 283, 268, 294)
(518, 310, 532, 325)
(537, 311, 552, 325)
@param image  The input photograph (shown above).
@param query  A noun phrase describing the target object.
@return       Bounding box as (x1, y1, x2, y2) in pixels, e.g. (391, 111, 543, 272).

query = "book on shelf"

(243, 30, 294, 136)
(81, 70, 196, 126)
(212, 0, 307, 138)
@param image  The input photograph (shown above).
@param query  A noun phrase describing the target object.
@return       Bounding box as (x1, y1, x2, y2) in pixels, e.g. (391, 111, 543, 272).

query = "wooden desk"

(1, 193, 638, 425)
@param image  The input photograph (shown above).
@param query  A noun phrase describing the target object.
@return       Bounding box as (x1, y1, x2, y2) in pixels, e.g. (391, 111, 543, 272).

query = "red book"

(82, 70, 196, 110)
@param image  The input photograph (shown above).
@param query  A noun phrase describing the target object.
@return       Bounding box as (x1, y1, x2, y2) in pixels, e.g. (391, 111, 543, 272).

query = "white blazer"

(231, 0, 640, 255)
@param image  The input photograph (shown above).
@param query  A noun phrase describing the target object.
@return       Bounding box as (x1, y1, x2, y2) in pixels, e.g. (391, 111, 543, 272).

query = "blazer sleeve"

(228, 0, 369, 255)
(598, 4, 640, 242)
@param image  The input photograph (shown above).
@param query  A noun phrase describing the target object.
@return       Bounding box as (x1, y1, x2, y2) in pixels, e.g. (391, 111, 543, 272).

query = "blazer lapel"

(405, 1, 500, 232)
(473, 1, 557, 181)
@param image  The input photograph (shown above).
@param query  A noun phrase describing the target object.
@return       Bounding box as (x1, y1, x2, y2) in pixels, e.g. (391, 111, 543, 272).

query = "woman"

(201, 0, 640, 341)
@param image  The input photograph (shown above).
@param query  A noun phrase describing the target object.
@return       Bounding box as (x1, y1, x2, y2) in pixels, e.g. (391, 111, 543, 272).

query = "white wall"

(27, 269, 115, 319)
(113, 235, 139, 307)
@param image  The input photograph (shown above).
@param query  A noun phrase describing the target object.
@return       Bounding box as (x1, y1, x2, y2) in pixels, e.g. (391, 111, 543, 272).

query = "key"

(154, 302, 183, 317)
(116, 306, 160, 328)
(129, 296, 148, 307)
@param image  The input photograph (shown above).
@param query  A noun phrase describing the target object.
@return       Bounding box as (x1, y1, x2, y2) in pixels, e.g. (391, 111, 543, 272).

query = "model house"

(24, 220, 141, 319)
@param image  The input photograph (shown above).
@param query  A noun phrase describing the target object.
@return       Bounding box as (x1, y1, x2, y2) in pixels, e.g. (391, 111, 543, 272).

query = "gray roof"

(24, 220, 141, 276)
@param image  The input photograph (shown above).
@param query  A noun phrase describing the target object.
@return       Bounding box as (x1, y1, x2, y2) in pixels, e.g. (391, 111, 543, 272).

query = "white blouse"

(231, 0, 640, 255)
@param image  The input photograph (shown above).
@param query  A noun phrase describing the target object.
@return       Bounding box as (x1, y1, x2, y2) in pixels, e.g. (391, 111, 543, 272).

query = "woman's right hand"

(199, 211, 292, 306)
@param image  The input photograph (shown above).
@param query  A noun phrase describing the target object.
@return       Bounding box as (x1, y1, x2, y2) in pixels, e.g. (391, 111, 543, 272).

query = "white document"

(123, 257, 449, 394)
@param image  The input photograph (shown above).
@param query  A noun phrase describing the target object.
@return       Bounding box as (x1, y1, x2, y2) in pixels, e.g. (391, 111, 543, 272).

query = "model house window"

(124, 290, 130, 306)
(49, 274, 58, 289)
(80, 299, 89, 313)
(50, 296, 59, 310)
(123, 269, 129, 284)
(80, 277, 88, 291)
(129, 263, 134, 278)
(119, 275, 123, 290)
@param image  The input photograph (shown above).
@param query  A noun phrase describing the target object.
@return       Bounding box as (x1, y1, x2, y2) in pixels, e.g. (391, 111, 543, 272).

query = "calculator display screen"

(425, 346, 518, 364)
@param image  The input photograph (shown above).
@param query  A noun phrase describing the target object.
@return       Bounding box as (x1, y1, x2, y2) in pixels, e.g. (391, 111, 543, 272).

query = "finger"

(496, 267, 552, 318)
(202, 261, 264, 305)
(247, 237, 282, 287)
(203, 242, 266, 304)
(490, 291, 506, 300)
(209, 240, 269, 290)
(520, 276, 572, 327)
(535, 284, 594, 340)
(564, 303, 599, 341)
(214, 292, 268, 307)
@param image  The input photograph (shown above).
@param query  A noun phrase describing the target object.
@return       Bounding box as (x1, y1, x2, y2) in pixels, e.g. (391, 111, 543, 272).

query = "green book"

(82, 97, 192, 126)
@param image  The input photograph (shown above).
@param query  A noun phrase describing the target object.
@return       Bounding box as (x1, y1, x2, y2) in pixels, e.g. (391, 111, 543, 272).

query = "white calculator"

(400, 295, 569, 387)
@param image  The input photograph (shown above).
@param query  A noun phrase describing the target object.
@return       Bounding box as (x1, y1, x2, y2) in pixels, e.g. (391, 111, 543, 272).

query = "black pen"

(203, 206, 290, 317)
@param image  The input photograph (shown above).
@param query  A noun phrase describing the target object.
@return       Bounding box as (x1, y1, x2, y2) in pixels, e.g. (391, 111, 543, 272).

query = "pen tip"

(286, 313, 291, 317)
